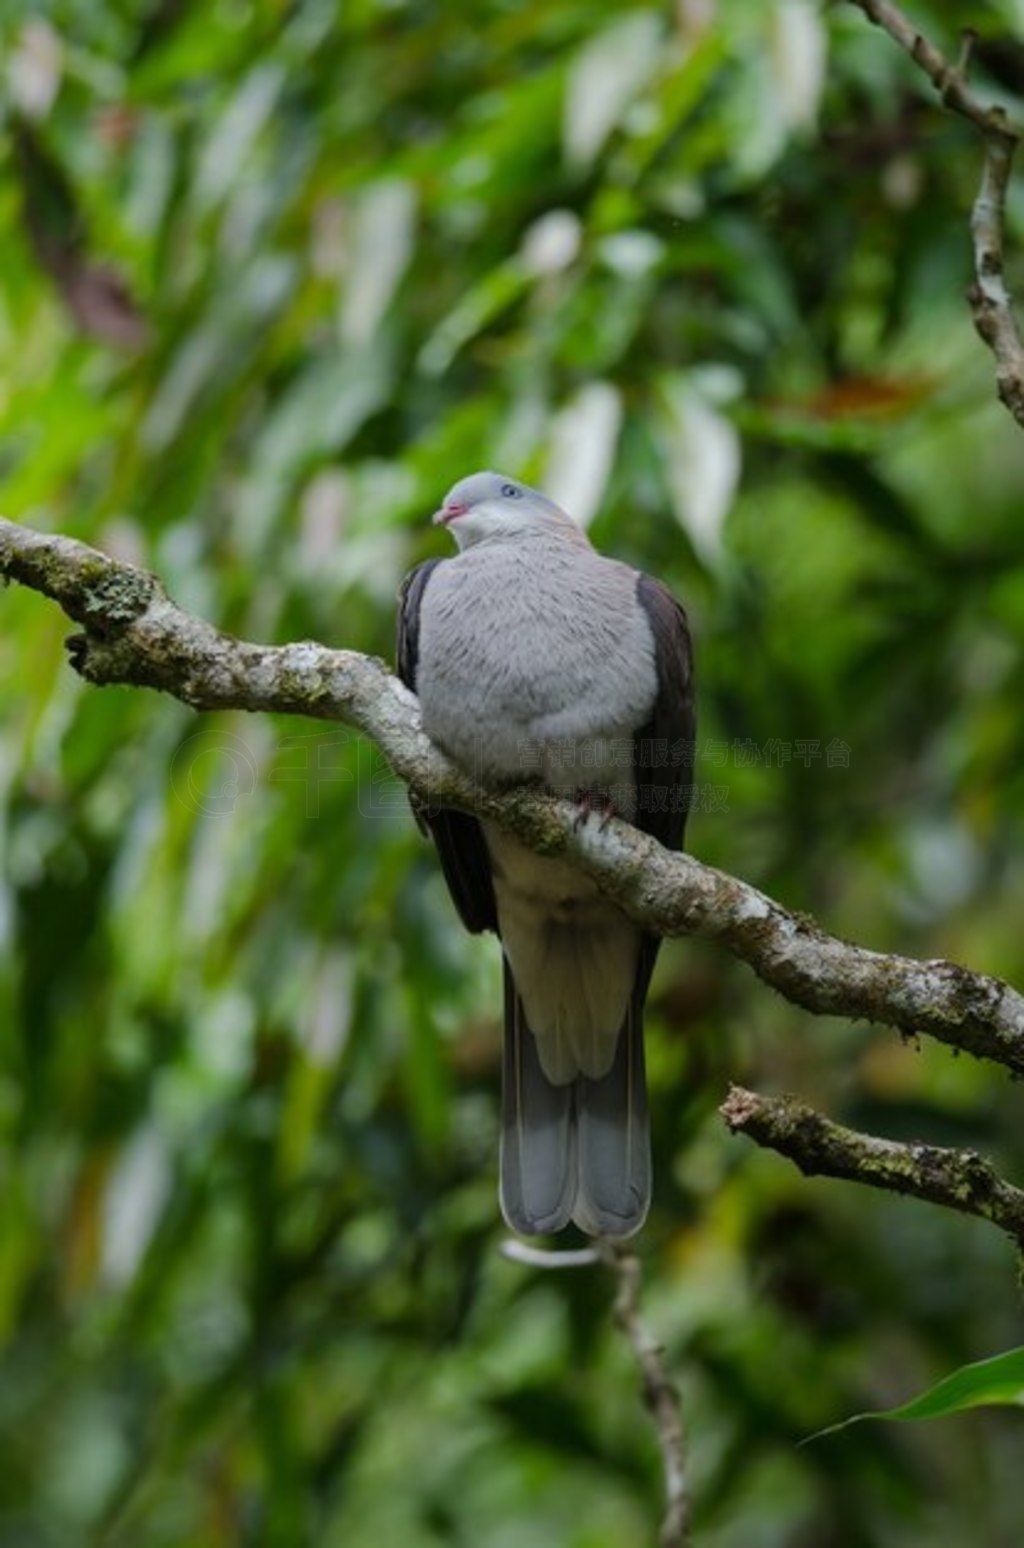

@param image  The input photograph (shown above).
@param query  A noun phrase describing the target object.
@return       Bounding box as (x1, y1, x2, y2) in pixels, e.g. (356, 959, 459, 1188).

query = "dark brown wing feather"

(633, 574, 696, 999)
(396, 560, 497, 935)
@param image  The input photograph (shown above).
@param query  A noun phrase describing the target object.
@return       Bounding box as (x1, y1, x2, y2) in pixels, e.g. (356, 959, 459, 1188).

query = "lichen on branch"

(3, 512, 1024, 1084)
(722, 1086, 1024, 1248)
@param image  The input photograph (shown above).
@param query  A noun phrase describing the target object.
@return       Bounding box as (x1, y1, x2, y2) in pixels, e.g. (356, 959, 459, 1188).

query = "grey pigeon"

(397, 472, 695, 1237)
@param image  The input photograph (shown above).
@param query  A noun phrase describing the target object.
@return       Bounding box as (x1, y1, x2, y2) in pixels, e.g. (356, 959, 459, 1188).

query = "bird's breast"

(415, 540, 658, 791)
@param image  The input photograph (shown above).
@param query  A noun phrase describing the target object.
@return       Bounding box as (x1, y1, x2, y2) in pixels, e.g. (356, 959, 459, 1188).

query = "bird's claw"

(573, 790, 618, 831)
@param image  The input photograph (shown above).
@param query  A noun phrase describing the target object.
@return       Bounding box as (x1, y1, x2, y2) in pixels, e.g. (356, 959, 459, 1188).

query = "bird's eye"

(501, 483, 522, 498)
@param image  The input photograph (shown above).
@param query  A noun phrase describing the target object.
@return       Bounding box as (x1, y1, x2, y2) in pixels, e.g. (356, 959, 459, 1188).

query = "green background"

(2, 1, 1024, 1543)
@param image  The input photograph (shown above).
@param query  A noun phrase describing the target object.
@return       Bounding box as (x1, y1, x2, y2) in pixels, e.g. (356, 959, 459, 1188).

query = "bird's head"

(433, 471, 582, 549)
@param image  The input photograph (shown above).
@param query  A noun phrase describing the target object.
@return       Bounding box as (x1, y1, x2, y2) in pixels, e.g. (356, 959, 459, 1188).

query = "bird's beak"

(433, 502, 468, 526)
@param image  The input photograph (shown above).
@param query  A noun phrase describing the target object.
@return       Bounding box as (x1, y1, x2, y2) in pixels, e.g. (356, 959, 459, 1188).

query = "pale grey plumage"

(416, 481, 656, 1077)
(398, 471, 695, 1238)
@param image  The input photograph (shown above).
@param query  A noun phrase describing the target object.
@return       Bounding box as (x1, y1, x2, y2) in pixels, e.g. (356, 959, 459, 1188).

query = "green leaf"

(809, 1348, 1024, 1442)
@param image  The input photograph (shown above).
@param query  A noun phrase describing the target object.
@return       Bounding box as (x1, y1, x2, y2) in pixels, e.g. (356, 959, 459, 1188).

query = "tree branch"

(846, 2, 1024, 426)
(722, 1085, 1024, 1248)
(4, 514, 1024, 1075)
(499, 1239, 691, 1545)
(600, 1246, 691, 1548)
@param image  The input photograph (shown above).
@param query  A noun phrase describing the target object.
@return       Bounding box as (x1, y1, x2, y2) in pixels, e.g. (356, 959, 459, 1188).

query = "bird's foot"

(573, 790, 618, 831)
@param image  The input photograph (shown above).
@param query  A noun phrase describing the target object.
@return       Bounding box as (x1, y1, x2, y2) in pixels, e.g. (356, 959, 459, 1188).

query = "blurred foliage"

(2, 0, 1024, 1543)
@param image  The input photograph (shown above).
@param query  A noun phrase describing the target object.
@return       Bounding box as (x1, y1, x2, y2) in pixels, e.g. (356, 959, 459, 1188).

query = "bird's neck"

(463, 523, 592, 557)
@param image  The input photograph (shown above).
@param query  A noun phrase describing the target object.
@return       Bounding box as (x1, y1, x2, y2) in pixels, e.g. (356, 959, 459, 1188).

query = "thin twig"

(499, 1240, 600, 1268)
(722, 1085, 1024, 1247)
(499, 1238, 691, 1541)
(846, 3, 1024, 426)
(599, 1245, 691, 1548)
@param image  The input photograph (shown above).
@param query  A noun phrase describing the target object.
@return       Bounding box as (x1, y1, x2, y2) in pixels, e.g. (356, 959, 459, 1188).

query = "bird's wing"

(397, 559, 497, 935)
(632, 574, 697, 996)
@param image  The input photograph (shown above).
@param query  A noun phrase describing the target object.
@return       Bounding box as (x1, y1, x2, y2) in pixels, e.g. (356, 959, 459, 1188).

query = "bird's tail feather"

(499, 961, 650, 1240)
(500, 960, 576, 1235)
(573, 994, 650, 1238)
